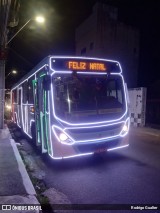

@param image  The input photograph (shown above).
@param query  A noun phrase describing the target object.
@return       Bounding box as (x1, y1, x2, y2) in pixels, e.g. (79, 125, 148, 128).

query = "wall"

(75, 2, 139, 88)
(128, 87, 147, 127)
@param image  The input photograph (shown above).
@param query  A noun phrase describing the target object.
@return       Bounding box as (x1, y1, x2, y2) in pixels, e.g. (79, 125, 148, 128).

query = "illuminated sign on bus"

(67, 61, 107, 71)
(51, 57, 121, 73)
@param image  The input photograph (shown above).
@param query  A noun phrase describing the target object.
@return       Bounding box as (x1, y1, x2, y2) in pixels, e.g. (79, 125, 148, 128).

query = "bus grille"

(65, 123, 123, 143)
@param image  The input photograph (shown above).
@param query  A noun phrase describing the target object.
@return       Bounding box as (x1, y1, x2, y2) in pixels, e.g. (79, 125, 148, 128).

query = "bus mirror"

(43, 75, 51, 91)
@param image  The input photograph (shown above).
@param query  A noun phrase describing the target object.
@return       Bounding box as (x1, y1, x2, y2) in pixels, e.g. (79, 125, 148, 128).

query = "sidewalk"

(0, 127, 40, 213)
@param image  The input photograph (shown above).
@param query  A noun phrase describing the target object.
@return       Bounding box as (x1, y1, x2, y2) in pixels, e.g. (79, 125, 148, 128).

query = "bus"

(11, 56, 130, 160)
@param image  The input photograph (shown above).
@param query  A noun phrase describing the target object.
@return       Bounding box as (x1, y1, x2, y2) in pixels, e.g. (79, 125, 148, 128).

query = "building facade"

(75, 3, 139, 88)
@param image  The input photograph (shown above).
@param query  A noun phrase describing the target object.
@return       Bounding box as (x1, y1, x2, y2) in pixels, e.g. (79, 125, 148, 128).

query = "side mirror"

(43, 75, 51, 91)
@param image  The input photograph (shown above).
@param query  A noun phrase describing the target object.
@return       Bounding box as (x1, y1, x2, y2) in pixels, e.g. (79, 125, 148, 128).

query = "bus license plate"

(95, 148, 106, 153)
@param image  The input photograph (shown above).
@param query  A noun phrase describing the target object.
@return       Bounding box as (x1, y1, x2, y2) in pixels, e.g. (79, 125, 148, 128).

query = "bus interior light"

(5, 104, 11, 110)
(30, 106, 35, 113)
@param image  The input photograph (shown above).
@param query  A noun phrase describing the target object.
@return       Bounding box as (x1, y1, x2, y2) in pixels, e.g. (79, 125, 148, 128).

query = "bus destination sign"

(51, 58, 121, 73)
(66, 61, 107, 71)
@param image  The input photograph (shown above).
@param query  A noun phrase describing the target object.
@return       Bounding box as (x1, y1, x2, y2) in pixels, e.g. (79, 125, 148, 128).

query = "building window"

(90, 42, 94, 50)
(81, 47, 86, 55)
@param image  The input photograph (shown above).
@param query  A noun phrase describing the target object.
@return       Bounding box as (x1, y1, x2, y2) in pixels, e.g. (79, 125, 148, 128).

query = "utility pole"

(0, 0, 11, 129)
(0, 0, 20, 129)
(0, 56, 5, 128)
(0, 58, 5, 128)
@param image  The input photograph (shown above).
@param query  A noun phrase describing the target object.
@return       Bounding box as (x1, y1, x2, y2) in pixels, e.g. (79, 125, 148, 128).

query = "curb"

(0, 128, 41, 212)
(10, 138, 36, 196)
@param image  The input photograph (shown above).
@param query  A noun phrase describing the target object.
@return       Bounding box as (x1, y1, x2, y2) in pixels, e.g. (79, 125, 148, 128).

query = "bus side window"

(28, 76, 35, 104)
(22, 81, 28, 104)
(18, 89, 21, 105)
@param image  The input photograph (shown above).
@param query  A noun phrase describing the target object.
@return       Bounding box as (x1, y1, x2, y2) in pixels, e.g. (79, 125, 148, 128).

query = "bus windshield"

(53, 74, 125, 123)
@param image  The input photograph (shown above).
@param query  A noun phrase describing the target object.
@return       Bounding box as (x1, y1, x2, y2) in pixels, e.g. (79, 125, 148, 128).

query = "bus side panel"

(27, 104, 35, 138)
(17, 87, 23, 129)
(11, 90, 17, 124)
(11, 95, 15, 123)
(13, 104, 18, 124)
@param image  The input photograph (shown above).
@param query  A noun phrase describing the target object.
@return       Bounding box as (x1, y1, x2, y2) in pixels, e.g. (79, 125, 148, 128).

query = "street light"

(12, 70, 17, 74)
(5, 69, 17, 79)
(35, 16, 45, 23)
(6, 15, 45, 45)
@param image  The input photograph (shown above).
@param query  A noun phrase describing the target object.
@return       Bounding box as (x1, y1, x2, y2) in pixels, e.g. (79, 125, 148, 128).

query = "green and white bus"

(11, 56, 130, 159)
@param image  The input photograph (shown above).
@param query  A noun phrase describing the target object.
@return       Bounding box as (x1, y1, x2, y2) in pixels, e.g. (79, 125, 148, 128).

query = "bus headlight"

(52, 125, 75, 145)
(122, 124, 128, 132)
(120, 118, 130, 137)
(59, 132, 68, 141)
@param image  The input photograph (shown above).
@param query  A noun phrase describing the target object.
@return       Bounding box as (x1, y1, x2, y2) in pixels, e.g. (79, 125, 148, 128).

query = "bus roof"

(11, 56, 122, 89)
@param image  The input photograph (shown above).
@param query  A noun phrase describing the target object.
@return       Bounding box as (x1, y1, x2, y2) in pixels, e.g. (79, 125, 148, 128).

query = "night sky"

(6, 0, 160, 95)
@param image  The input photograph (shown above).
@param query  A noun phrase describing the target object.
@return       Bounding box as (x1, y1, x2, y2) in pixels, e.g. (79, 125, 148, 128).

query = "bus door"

(12, 90, 17, 124)
(33, 80, 41, 146)
(33, 78, 48, 153)
(18, 87, 23, 129)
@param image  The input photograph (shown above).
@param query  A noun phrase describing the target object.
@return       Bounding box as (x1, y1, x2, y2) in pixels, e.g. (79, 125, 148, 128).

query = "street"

(9, 124, 160, 212)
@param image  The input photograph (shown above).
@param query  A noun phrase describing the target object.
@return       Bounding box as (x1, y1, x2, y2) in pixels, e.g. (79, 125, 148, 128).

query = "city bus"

(11, 56, 130, 159)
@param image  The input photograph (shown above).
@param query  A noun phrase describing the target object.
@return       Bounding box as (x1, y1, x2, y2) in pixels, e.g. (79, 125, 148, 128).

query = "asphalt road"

(10, 125, 160, 212)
